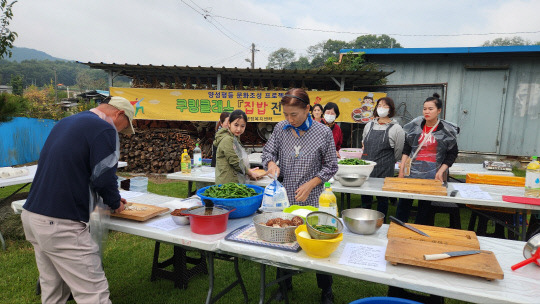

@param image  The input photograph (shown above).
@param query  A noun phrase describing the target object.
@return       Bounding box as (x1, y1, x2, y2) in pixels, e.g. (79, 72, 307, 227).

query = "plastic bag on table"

(261, 178, 290, 212)
(232, 137, 250, 184)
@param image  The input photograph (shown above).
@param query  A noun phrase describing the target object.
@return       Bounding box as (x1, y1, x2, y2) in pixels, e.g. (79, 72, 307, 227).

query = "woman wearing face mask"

(361, 97, 405, 219)
(395, 93, 459, 224)
(311, 103, 324, 123)
(322, 102, 342, 158)
(262, 88, 338, 304)
(211, 112, 230, 167)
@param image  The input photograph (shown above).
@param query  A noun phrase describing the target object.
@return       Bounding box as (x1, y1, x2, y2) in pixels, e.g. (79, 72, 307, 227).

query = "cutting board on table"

(385, 222, 503, 280)
(387, 222, 480, 249)
(382, 177, 447, 196)
(110, 203, 169, 221)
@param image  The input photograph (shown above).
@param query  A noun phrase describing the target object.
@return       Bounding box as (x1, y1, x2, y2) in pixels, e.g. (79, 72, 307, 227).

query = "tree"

(481, 36, 540, 46)
(0, 92, 26, 123)
(266, 48, 296, 69)
(286, 56, 311, 70)
(352, 34, 402, 49)
(0, 0, 17, 59)
(9, 73, 22, 95)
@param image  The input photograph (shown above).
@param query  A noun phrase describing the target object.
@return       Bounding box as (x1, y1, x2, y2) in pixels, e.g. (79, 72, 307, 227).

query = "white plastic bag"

(261, 178, 290, 212)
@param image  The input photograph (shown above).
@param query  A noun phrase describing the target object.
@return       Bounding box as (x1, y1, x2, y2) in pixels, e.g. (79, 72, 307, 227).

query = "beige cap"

(108, 96, 135, 134)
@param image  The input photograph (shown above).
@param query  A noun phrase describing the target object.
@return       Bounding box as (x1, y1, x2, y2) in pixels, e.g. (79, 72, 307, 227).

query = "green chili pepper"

(314, 225, 338, 233)
(203, 183, 258, 198)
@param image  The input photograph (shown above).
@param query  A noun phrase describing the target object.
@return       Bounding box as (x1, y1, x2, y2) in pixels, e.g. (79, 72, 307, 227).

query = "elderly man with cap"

(21, 96, 135, 304)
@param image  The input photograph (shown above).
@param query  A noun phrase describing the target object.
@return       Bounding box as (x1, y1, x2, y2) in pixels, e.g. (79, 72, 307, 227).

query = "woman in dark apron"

(361, 97, 405, 219)
(395, 93, 459, 224)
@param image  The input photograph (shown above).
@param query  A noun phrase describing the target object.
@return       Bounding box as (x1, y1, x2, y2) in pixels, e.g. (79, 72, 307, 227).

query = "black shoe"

(320, 289, 334, 304)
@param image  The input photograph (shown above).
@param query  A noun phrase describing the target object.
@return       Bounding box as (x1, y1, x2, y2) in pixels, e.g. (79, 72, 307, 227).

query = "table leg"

(205, 253, 248, 304)
(347, 193, 351, 209)
(188, 181, 195, 196)
(521, 210, 527, 241)
(339, 193, 345, 213)
(259, 264, 266, 304)
(0, 232, 5, 251)
(205, 252, 215, 304)
(0, 182, 30, 205)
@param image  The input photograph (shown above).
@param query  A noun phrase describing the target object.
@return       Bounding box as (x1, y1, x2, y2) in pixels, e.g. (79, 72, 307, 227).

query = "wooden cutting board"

(110, 202, 170, 221)
(387, 222, 480, 249)
(385, 238, 504, 280)
(382, 177, 448, 196)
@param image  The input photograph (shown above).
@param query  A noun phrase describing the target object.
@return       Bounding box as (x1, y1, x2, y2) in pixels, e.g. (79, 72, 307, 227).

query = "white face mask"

(324, 114, 336, 123)
(377, 107, 389, 118)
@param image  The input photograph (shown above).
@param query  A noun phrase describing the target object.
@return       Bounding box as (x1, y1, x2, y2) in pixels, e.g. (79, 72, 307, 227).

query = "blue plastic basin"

(196, 184, 264, 218)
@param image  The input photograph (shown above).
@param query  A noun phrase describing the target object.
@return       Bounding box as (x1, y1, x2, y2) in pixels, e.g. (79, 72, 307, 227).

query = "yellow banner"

(109, 88, 386, 123)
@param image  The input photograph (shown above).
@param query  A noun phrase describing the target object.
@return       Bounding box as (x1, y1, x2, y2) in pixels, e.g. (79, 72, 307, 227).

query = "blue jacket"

(24, 111, 121, 222)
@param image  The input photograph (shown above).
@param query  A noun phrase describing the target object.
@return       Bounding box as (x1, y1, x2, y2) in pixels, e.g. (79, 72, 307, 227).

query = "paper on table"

(145, 217, 179, 231)
(160, 197, 202, 210)
(120, 191, 146, 200)
(338, 243, 387, 272)
(452, 184, 492, 200)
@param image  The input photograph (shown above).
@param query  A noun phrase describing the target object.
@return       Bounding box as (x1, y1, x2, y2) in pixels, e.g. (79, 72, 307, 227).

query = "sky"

(10, 0, 540, 68)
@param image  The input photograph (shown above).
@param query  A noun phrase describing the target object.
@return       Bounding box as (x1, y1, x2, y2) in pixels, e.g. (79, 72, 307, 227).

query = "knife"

(389, 216, 430, 237)
(424, 250, 481, 261)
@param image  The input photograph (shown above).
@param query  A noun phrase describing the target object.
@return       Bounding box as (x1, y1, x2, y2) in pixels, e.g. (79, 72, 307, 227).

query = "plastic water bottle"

(181, 149, 191, 174)
(318, 182, 338, 217)
(193, 143, 202, 171)
(525, 156, 540, 198)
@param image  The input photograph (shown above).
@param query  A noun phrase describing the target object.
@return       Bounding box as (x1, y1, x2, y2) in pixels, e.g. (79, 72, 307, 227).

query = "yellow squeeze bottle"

(318, 182, 338, 217)
(181, 149, 191, 174)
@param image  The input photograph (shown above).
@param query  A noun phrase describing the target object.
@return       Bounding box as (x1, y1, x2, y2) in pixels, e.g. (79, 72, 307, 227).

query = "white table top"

(167, 168, 538, 211)
(0, 165, 37, 187)
(247, 153, 515, 177)
(12, 192, 540, 303)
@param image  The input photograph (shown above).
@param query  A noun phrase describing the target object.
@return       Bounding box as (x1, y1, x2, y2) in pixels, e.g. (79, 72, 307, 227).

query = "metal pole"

(53, 67, 58, 103)
(251, 43, 255, 69)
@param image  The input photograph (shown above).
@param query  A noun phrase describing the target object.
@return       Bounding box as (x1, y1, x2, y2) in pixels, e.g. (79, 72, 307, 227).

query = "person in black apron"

(395, 93, 458, 224)
(361, 97, 405, 219)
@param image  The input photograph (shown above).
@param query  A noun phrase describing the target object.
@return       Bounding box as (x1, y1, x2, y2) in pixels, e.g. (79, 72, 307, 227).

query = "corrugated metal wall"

(0, 117, 56, 166)
(369, 55, 540, 156)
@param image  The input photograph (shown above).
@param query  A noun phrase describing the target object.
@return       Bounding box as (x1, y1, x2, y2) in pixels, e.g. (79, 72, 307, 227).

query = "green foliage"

(0, 0, 17, 59)
(271, 34, 403, 70)
(482, 36, 540, 47)
(0, 92, 27, 123)
(266, 48, 296, 69)
(9, 73, 22, 95)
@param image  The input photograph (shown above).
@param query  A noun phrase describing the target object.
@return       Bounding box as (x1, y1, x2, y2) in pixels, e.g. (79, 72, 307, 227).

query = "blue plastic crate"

(197, 184, 264, 218)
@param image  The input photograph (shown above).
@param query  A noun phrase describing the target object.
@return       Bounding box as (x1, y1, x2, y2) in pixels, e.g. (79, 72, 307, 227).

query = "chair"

(427, 201, 462, 229)
(465, 174, 525, 240)
(350, 296, 422, 304)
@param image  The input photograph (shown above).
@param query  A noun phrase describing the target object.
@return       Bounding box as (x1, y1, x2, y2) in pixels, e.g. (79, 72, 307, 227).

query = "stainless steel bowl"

(342, 208, 384, 235)
(171, 214, 190, 225)
(334, 174, 368, 187)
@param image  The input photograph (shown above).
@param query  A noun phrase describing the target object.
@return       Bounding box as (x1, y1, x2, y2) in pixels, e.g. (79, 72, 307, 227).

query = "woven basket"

(253, 212, 302, 243)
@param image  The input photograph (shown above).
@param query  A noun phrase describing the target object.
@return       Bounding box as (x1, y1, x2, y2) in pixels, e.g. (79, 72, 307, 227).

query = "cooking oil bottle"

(181, 149, 191, 174)
(525, 156, 540, 198)
(318, 182, 338, 216)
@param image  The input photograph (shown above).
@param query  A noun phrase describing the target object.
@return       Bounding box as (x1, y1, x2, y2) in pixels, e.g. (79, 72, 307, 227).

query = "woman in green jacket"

(214, 110, 259, 184)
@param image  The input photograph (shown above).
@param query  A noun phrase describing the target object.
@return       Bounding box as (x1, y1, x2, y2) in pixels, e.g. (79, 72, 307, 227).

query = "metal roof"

(340, 45, 540, 55)
(77, 61, 393, 90)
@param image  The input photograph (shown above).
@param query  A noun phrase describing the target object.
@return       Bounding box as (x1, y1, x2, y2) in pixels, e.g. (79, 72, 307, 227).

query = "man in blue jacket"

(22, 96, 134, 304)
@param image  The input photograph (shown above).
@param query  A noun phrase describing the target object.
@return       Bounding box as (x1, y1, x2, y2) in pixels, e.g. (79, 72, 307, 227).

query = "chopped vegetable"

(314, 225, 338, 233)
(203, 183, 258, 199)
(298, 231, 312, 239)
(338, 158, 369, 165)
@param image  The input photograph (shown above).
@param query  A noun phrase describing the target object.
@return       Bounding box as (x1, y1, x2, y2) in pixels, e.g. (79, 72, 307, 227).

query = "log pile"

(118, 120, 266, 173)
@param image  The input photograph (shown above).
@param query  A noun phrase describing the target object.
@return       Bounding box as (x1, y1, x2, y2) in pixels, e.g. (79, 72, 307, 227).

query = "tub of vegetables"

(197, 183, 264, 218)
(335, 158, 377, 187)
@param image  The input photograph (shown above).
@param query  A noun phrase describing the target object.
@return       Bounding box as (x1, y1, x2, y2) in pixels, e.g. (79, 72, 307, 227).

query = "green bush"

(0, 92, 28, 123)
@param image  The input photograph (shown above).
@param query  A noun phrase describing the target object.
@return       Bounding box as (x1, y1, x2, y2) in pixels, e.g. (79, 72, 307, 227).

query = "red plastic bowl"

(180, 205, 236, 235)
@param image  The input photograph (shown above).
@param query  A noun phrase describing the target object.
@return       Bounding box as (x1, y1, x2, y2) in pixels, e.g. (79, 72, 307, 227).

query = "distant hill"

(6, 46, 68, 62)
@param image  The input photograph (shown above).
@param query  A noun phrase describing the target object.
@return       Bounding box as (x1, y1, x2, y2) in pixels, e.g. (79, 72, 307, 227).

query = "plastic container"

(318, 182, 338, 217)
(525, 156, 540, 198)
(181, 149, 191, 174)
(196, 184, 264, 218)
(339, 148, 363, 159)
(193, 143, 202, 171)
(130, 176, 148, 193)
(252, 212, 302, 243)
(295, 225, 343, 258)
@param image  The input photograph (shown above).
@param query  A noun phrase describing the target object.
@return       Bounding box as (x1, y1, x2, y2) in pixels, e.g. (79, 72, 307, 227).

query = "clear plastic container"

(525, 156, 540, 198)
(181, 149, 191, 174)
(130, 176, 148, 193)
(318, 182, 338, 217)
(193, 143, 202, 171)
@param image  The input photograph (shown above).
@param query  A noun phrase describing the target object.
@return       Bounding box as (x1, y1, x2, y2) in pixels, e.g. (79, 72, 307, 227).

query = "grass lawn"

(0, 178, 486, 304)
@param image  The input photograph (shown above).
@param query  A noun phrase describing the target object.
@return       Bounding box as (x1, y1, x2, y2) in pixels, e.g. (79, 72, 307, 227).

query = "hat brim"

(120, 118, 135, 135)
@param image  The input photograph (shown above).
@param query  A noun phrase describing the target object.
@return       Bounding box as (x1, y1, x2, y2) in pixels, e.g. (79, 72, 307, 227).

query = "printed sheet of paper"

(452, 184, 492, 200)
(145, 217, 179, 231)
(338, 243, 387, 272)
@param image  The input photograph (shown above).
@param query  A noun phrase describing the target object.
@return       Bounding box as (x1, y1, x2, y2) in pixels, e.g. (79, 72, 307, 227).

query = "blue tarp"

(0, 117, 57, 166)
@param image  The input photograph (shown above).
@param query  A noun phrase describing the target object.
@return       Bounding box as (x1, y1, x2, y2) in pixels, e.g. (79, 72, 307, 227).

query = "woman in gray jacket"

(361, 97, 405, 219)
